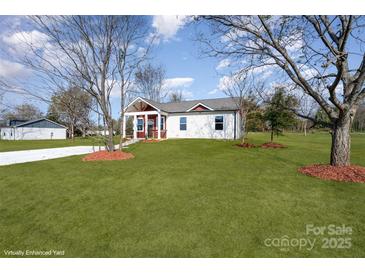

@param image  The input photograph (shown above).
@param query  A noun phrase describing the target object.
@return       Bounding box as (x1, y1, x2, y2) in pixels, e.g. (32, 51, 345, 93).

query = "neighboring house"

(0, 118, 67, 140)
(123, 97, 242, 140)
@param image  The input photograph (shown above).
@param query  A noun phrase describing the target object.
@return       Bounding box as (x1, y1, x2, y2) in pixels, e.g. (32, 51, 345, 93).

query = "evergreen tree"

(264, 88, 298, 142)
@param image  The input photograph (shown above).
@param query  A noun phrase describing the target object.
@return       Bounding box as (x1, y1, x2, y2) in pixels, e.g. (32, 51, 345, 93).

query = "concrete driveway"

(0, 146, 98, 166)
(0, 139, 140, 166)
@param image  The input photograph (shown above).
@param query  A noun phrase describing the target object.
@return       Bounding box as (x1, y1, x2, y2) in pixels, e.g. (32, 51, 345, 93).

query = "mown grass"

(0, 132, 364, 257)
(0, 136, 121, 152)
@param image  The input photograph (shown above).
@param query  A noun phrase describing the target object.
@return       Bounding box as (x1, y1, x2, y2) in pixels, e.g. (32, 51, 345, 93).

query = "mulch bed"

(260, 142, 287, 148)
(82, 151, 134, 162)
(235, 143, 257, 148)
(298, 164, 365, 183)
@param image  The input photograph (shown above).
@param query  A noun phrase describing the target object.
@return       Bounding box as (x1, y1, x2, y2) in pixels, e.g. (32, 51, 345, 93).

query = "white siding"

(166, 111, 238, 139)
(1, 127, 66, 140)
(0, 128, 13, 140)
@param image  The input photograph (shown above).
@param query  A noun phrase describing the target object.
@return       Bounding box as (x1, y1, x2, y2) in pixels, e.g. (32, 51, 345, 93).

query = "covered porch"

(123, 111, 167, 140)
(123, 98, 168, 140)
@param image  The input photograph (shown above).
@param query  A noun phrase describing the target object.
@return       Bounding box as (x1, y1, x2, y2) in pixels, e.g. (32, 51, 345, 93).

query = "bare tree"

(199, 16, 365, 166)
(3, 103, 43, 120)
(114, 16, 151, 149)
(134, 63, 166, 102)
(168, 91, 184, 102)
(220, 73, 259, 144)
(14, 16, 121, 151)
(47, 86, 93, 140)
(295, 94, 318, 136)
(352, 103, 365, 132)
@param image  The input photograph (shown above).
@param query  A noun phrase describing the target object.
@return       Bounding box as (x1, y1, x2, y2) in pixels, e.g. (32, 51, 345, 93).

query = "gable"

(125, 97, 161, 113)
(191, 104, 211, 111)
(186, 103, 214, 112)
(16, 119, 66, 129)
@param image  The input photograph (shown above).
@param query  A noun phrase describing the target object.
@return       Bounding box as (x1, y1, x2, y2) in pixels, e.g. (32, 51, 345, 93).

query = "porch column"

(157, 112, 161, 139)
(133, 115, 137, 139)
(122, 114, 126, 138)
(144, 113, 148, 138)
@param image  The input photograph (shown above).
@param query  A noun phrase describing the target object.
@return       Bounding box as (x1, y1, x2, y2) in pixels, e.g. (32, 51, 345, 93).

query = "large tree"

(3, 103, 43, 120)
(114, 16, 151, 149)
(199, 16, 365, 166)
(47, 86, 93, 139)
(7, 16, 126, 151)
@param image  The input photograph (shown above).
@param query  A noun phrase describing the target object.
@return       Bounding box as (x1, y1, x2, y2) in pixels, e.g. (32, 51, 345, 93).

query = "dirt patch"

(261, 142, 287, 148)
(235, 143, 257, 148)
(298, 164, 365, 183)
(82, 151, 134, 162)
(142, 139, 162, 143)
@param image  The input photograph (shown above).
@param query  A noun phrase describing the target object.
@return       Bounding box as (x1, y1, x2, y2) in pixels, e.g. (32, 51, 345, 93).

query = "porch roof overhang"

(124, 97, 159, 112)
(124, 110, 168, 116)
(124, 97, 168, 116)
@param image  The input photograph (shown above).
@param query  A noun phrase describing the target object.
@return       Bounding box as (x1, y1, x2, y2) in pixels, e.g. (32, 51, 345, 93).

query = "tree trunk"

(303, 120, 307, 136)
(119, 87, 125, 151)
(119, 114, 124, 150)
(270, 129, 274, 142)
(240, 112, 246, 145)
(70, 123, 75, 141)
(106, 121, 115, 152)
(330, 116, 351, 166)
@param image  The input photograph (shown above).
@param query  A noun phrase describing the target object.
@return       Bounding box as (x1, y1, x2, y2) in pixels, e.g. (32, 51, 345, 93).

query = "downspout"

(233, 111, 237, 140)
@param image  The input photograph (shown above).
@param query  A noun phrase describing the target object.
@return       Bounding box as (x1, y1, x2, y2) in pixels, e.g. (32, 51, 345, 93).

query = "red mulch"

(142, 139, 162, 143)
(235, 143, 257, 148)
(82, 151, 134, 162)
(298, 164, 365, 183)
(261, 142, 287, 148)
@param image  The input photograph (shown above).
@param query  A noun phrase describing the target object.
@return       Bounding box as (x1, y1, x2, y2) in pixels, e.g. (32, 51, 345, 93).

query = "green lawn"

(0, 136, 121, 152)
(0, 132, 364, 257)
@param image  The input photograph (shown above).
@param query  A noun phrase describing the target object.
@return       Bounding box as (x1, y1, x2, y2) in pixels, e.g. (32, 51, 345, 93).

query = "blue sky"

(149, 17, 220, 100)
(1, 16, 363, 120)
(0, 16, 228, 119)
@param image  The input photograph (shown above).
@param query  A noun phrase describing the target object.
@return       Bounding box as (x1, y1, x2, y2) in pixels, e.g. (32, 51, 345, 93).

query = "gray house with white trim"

(123, 97, 242, 140)
(0, 118, 67, 140)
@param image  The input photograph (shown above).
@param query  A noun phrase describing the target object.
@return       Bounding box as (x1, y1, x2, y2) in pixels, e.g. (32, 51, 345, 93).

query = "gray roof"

(127, 97, 240, 113)
(14, 118, 67, 129)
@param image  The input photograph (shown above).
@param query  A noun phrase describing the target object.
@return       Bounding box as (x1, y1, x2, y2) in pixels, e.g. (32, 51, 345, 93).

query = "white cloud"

(151, 15, 190, 42)
(162, 77, 194, 100)
(217, 75, 236, 91)
(3, 30, 50, 55)
(216, 59, 231, 70)
(163, 77, 194, 89)
(250, 65, 274, 79)
(208, 89, 219, 95)
(0, 59, 27, 78)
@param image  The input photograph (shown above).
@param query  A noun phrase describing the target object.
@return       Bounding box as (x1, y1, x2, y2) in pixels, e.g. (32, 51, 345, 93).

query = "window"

(180, 117, 187, 131)
(215, 116, 224, 130)
(137, 118, 144, 131)
(160, 116, 165, 130)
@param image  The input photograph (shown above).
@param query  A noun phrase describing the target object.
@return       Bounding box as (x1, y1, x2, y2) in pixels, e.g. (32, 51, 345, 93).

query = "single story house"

(123, 97, 242, 140)
(0, 118, 67, 140)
